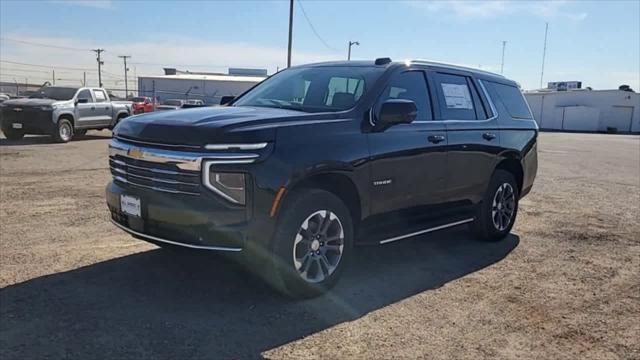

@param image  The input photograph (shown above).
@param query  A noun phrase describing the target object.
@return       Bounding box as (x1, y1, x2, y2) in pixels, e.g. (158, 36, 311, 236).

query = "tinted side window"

(487, 81, 532, 119)
(432, 73, 478, 120)
(76, 89, 92, 101)
(93, 90, 107, 103)
(377, 71, 432, 121)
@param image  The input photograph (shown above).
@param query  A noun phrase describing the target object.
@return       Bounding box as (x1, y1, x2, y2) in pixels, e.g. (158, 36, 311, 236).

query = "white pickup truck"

(0, 86, 131, 142)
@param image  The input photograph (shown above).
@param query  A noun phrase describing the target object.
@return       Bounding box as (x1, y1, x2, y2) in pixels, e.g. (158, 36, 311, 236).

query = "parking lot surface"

(0, 131, 639, 359)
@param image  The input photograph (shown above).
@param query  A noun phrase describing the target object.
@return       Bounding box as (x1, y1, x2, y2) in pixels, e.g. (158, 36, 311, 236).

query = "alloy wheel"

(292, 210, 345, 283)
(491, 183, 516, 231)
(59, 123, 72, 142)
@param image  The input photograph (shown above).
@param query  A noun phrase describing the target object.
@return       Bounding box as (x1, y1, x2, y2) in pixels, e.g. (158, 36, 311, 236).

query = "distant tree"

(619, 84, 635, 92)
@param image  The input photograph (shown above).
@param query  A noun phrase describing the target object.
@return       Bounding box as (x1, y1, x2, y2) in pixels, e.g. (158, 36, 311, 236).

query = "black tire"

(52, 118, 74, 143)
(470, 169, 519, 241)
(266, 188, 353, 298)
(75, 129, 87, 137)
(3, 128, 25, 140)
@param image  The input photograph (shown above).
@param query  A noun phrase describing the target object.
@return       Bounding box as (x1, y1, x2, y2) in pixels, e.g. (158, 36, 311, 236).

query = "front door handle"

(90, 106, 95, 111)
(427, 135, 446, 144)
(482, 132, 496, 141)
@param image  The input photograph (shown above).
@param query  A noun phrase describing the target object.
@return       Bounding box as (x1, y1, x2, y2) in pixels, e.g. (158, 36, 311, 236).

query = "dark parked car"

(106, 58, 538, 297)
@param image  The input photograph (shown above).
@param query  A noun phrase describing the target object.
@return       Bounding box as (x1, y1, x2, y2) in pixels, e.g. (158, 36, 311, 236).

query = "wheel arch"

(57, 112, 75, 126)
(494, 156, 524, 195)
(283, 172, 363, 232)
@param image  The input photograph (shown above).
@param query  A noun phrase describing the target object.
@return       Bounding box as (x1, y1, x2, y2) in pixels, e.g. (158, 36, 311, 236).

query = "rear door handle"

(427, 135, 446, 144)
(90, 106, 95, 110)
(482, 132, 496, 141)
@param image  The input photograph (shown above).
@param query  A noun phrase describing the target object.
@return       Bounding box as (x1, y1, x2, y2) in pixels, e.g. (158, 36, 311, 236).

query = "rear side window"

(486, 81, 532, 119)
(93, 90, 107, 103)
(432, 73, 486, 120)
(377, 71, 432, 120)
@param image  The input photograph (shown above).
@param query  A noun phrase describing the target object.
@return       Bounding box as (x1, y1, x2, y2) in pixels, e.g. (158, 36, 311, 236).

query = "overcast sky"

(1, 0, 638, 91)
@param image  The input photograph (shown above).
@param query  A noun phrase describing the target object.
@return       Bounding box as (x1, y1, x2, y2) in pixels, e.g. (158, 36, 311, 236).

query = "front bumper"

(1, 108, 54, 134)
(106, 180, 250, 251)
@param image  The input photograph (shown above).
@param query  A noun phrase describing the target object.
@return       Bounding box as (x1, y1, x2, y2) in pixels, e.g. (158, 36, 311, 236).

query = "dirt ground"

(0, 131, 638, 360)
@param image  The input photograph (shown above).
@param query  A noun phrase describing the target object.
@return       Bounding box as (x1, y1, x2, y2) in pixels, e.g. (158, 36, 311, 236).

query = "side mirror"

(375, 99, 417, 131)
(76, 98, 90, 104)
(220, 96, 235, 105)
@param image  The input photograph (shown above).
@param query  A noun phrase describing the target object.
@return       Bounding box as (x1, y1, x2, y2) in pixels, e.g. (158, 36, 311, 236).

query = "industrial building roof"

(139, 74, 267, 82)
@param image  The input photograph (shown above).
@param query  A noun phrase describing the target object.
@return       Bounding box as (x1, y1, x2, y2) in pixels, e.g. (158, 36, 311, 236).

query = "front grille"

(109, 155, 201, 195)
(1, 107, 52, 125)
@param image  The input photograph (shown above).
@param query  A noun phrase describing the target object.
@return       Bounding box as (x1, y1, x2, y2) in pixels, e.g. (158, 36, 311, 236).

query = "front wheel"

(268, 189, 353, 298)
(470, 170, 519, 241)
(52, 119, 74, 143)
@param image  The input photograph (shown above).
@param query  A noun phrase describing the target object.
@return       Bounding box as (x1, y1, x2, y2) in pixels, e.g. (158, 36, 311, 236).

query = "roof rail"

(408, 59, 504, 77)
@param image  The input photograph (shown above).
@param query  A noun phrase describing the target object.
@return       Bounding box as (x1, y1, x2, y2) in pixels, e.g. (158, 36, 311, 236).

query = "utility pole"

(83, 72, 86, 86)
(500, 41, 507, 75)
(118, 55, 131, 99)
(287, 0, 294, 68)
(92, 49, 105, 87)
(52, 69, 55, 85)
(540, 22, 549, 89)
(348, 41, 360, 61)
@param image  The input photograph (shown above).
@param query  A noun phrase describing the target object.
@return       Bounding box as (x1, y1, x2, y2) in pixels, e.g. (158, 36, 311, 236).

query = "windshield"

(131, 97, 146, 102)
(233, 66, 384, 113)
(30, 87, 79, 100)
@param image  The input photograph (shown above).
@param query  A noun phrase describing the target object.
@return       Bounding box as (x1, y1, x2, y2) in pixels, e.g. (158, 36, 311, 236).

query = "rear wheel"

(267, 189, 353, 298)
(52, 118, 73, 143)
(3, 128, 25, 140)
(470, 170, 519, 241)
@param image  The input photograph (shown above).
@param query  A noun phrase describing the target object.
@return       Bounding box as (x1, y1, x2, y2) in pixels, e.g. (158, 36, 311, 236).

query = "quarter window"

(487, 81, 532, 119)
(377, 71, 432, 121)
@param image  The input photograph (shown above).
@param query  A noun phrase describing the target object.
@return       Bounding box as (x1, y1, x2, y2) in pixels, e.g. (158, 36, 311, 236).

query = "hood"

(114, 106, 325, 146)
(1, 98, 60, 107)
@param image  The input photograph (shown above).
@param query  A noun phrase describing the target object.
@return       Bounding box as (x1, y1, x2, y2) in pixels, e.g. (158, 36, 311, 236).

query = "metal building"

(524, 90, 640, 133)
(137, 68, 267, 105)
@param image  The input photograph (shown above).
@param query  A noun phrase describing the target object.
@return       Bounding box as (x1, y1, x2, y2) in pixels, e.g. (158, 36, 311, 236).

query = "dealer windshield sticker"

(441, 83, 473, 109)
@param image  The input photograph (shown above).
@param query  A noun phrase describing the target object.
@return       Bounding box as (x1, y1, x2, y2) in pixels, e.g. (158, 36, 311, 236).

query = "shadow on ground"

(0, 133, 111, 146)
(0, 229, 519, 359)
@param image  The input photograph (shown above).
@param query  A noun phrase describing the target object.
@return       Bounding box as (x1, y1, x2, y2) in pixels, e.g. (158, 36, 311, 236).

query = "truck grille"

(109, 155, 201, 195)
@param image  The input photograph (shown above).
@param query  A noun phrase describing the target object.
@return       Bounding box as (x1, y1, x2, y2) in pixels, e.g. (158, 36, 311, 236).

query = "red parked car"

(130, 96, 158, 114)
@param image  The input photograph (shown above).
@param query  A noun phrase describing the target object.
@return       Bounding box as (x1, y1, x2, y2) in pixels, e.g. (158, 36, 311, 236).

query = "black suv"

(106, 58, 537, 297)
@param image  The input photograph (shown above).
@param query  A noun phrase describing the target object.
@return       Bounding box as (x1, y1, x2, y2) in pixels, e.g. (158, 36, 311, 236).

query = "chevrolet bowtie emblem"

(13, 108, 23, 112)
(128, 147, 144, 159)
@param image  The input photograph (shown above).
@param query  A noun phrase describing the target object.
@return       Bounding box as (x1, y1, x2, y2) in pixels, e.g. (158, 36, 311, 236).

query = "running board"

(379, 218, 475, 245)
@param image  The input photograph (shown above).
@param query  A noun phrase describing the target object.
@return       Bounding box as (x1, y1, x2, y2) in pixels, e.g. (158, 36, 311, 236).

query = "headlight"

(204, 168, 246, 205)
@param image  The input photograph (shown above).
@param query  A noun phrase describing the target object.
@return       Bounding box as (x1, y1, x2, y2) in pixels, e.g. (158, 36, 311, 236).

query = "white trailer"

(524, 90, 640, 133)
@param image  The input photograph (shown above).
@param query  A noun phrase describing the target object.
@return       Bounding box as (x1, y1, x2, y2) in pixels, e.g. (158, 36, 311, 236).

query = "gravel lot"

(0, 131, 638, 359)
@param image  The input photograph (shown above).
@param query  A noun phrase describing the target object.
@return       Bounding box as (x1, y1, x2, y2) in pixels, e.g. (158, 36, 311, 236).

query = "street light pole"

(287, 0, 294, 68)
(118, 55, 131, 98)
(347, 41, 359, 61)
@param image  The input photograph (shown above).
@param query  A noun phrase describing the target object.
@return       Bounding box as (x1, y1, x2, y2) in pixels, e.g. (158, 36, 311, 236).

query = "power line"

(0, 60, 96, 71)
(296, 0, 338, 51)
(0, 37, 91, 52)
